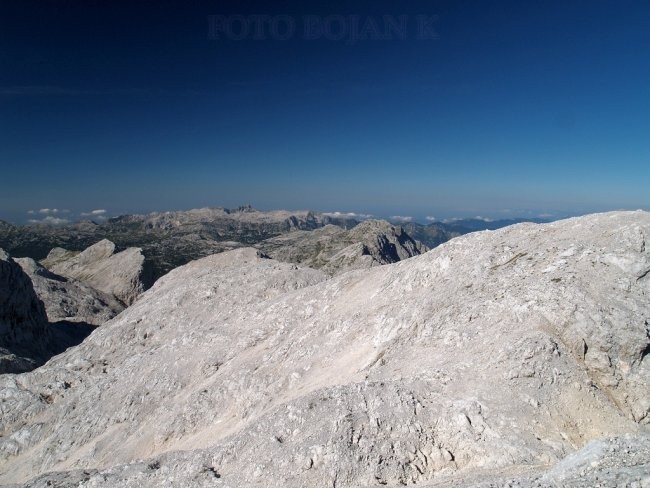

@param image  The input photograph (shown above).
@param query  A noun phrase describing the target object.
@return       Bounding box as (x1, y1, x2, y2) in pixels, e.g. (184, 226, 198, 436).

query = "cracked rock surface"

(1, 211, 649, 487)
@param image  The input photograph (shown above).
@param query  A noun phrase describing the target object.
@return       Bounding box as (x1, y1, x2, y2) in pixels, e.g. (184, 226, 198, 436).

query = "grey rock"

(10, 433, 650, 487)
(15, 257, 124, 326)
(257, 219, 428, 275)
(0, 250, 99, 375)
(0, 250, 49, 374)
(39, 247, 78, 269)
(46, 239, 153, 306)
(1, 212, 649, 487)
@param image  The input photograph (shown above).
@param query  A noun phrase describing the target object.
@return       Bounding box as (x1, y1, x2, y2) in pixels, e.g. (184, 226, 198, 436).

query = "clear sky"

(1, 0, 649, 224)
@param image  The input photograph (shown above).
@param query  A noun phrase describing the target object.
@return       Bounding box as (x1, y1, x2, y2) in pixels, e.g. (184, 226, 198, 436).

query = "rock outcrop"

(15, 257, 124, 326)
(258, 219, 428, 275)
(0, 250, 50, 374)
(39, 247, 78, 269)
(1, 212, 649, 486)
(45, 239, 153, 306)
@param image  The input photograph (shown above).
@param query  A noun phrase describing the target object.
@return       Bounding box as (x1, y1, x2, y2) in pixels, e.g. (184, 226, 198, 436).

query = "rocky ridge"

(45, 239, 153, 306)
(257, 219, 428, 275)
(0, 211, 648, 486)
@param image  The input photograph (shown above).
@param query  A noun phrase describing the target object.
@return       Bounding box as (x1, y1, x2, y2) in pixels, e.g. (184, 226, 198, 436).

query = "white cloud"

(38, 208, 59, 214)
(323, 211, 373, 220)
(390, 215, 413, 223)
(474, 216, 494, 222)
(81, 209, 107, 216)
(28, 216, 69, 225)
(27, 210, 35, 215)
(425, 216, 437, 222)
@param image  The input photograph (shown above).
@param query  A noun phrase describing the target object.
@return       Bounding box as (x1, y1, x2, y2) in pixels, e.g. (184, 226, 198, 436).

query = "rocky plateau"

(0, 211, 648, 487)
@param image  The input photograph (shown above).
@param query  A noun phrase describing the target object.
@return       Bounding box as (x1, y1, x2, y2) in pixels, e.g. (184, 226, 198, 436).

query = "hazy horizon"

(1, 202, 645, 227)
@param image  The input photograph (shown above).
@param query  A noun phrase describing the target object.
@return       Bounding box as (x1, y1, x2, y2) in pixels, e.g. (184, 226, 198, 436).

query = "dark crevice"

(203, 466, 221, 478)
(641, 345, 650, 362)
(637, 268, 650, 281)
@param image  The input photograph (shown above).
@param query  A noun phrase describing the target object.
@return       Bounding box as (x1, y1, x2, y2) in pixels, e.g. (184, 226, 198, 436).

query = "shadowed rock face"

(15, 257, 124, 326)
(0, 250, 98, 375)
(257, 219, 428, 275)
(45, 239, 153, 306)
(0, 249, 50, 374)
(345, 219, 428, 261)
(0, 212, 649, 487)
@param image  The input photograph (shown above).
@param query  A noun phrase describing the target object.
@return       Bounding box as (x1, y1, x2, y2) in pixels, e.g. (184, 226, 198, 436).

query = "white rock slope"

(45, 239, 153, 305)
(0, 211, 649, 487)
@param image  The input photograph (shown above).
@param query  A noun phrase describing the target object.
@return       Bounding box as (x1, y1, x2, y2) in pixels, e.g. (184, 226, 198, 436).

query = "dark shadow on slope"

(1, 321, 98, 374)
(47, 320, 97, 357)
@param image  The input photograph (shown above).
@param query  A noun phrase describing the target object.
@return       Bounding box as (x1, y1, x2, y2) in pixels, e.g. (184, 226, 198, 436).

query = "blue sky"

(1, 0, 649, 224)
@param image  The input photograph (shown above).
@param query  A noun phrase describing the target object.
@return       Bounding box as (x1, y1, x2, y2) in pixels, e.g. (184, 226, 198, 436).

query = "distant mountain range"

(0, 206, 550, 280)
(0, 207, 354, 278)
(401, 217, 550, 248)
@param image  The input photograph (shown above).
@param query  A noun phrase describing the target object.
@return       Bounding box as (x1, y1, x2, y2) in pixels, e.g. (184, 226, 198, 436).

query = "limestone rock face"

(39, 248, 78, 269)
(45, 239, 153, 306)
(258, 219, 428, 275)
(1, 212, 649, 487)
(0, 250, 49, 374)
(15, 257, 124, 326)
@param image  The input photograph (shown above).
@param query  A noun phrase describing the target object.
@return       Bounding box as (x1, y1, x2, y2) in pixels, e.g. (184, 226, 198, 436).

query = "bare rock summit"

(0, 212, 649, 487)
